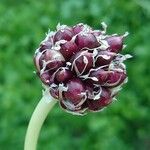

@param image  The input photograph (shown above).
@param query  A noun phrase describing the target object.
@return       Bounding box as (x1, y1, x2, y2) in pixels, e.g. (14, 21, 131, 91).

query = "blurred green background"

(0, 0, 150, 149)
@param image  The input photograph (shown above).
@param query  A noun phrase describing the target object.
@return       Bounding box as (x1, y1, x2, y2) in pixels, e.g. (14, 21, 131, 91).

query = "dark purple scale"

(54, 27, 74, 43)
(43, 50, 65, 71)
(106, 35, 124, 53)
(87, 88, 112, 111)
(63, 78, 86, 106)
(55, 68, 73, 83)
(60, 41, 79, 60)
(71, 51, 94, 75)
(95, 51, 116, 67)
(75, 33, 100, 49)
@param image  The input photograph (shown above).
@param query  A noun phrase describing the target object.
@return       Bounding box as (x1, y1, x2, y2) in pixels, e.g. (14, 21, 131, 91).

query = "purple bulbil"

(34, 22, 131, 115)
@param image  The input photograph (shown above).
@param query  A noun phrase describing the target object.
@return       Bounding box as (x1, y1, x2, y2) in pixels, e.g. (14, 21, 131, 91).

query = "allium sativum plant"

(34, 22, 131, 115)
(24, 22, 131, 150)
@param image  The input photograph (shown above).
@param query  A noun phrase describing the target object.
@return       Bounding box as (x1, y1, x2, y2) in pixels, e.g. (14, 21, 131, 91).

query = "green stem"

(24, 91, 57, 150)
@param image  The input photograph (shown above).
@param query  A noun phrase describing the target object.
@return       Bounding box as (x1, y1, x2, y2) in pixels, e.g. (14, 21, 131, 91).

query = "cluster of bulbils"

(34, 22, 131, 115)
